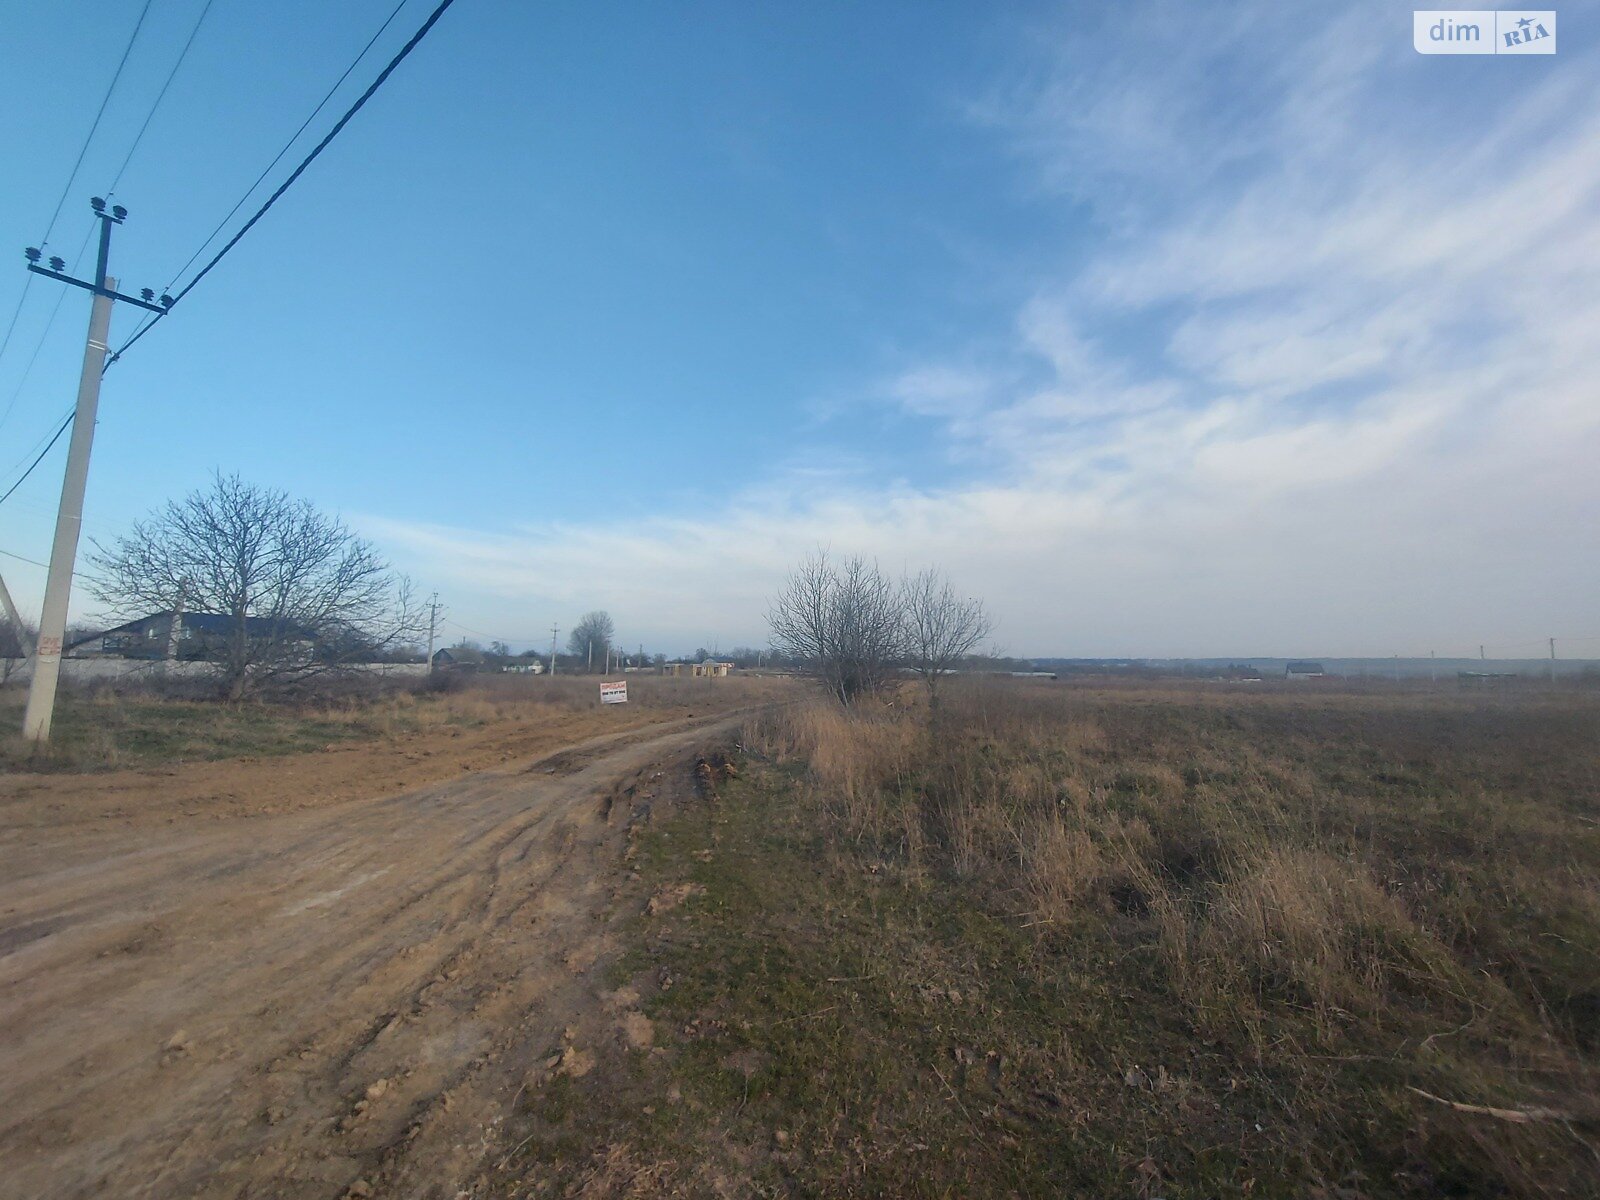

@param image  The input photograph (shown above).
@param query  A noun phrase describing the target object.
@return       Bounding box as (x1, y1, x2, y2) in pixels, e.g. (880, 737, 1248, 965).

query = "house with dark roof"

(70, 612, 315, 661)
(1285, 660, 1326, 679)
(431, 645, 488, 670)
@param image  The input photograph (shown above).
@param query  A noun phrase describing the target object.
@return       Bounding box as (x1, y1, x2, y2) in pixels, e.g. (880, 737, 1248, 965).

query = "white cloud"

(367, 3, 1600, 657)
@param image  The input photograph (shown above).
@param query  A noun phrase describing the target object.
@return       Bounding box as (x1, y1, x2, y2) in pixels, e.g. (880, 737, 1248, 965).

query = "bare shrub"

(899, 566, 992, 709)
(767, 552, 904, 706)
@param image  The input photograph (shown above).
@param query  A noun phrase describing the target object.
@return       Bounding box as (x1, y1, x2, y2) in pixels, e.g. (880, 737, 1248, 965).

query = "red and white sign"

(600, 681, 628, 705)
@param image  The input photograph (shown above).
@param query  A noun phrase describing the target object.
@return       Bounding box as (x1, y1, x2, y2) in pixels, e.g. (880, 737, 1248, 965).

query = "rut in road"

(0, 712, 747, 1199)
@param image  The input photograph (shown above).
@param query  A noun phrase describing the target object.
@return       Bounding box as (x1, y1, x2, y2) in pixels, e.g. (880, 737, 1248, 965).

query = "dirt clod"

(556, 1046, 596, 1079)
(619, 1011, 654, 1049)
(645, 883, 704, 916)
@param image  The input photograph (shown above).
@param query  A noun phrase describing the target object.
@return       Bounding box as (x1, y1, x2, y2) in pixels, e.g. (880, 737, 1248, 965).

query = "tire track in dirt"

(0, 710, 751, 1199)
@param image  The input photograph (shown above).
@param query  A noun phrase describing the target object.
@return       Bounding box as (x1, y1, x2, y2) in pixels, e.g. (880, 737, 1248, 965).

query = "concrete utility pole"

(163, 581, 188, 666)
(19, 199, 169, 741)
(1480, 644, 1486, 661)
(1549, 636, 1556, 683)
(0, 569, 35, 657)
(426, 593, 440, 672)
(549, 623, 559, 676)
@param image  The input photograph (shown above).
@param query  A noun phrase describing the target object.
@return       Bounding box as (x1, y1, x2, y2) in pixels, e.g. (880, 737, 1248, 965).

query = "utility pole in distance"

(20, 199, 169, 742)
(426, 593, 440, 673)
(1549, 636, 1556, 683)
(0, 570, 35, 658)
(549, 623, 559, 676)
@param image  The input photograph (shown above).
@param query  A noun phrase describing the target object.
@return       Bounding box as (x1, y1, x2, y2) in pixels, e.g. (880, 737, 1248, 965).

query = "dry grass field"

(0, 673, 783, 774)
(504, 678, 1600, 1198)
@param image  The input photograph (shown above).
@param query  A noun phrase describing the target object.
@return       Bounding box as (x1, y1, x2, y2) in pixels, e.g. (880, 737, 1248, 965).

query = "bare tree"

(567, 610, 615, 673)
(901, 567, 993, 708)
(768, 551, 904, 705)
(0, 613, 36, 683)
(87, 473, 422, 698)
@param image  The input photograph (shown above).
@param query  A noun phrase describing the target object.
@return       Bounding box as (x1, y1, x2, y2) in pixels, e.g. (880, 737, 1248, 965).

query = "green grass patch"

(0, 691, 381, 771)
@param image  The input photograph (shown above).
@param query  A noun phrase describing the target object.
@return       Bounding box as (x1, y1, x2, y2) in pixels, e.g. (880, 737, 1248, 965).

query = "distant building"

(502, 657, 545, 674)
(1285, 661, 1326, 679)
(71, 612, 314, 661)
(1457, 670, 1517, 688)
(432, 645, 487, 670)
(661, 660, 734, 678)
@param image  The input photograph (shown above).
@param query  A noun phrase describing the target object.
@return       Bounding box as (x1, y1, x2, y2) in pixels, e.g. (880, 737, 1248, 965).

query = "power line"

(106, 0, 218, 196)
(106, 0, 454, 371)
(2, 0, 155, 373)
(0, 407, 71, 480)
(37, 0, 155, 251)
(0, 276, 35, 365)
(443, 619, 554, 648)
(6, 0, 211, 392)
(0, 548, 51, 570)
(163, 0, 412, 290)
(0, 547, 88, 583)
(0, 285, 68, 431)
(0, 219, 98, 433)
(444, 618, 532, 643)
(0, 409, 74, 509)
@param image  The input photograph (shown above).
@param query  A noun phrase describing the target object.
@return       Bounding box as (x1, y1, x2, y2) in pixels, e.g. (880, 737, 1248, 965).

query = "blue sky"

(2, 1, 1597, 658)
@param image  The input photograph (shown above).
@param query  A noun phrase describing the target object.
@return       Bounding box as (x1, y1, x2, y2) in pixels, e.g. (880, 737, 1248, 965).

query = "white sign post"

(600, 681, 628, 705)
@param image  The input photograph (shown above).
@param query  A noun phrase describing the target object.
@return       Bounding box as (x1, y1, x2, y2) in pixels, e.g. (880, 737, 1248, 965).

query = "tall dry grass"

(744, 678, 1600, 1190)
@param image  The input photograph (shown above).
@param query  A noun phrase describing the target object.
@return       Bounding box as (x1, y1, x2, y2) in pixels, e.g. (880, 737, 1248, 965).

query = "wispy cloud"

(366, 2, 1600, 656)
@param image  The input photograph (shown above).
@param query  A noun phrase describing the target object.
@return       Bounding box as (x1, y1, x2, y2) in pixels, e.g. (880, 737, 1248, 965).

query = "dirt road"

(0, 711, 745, 1199)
